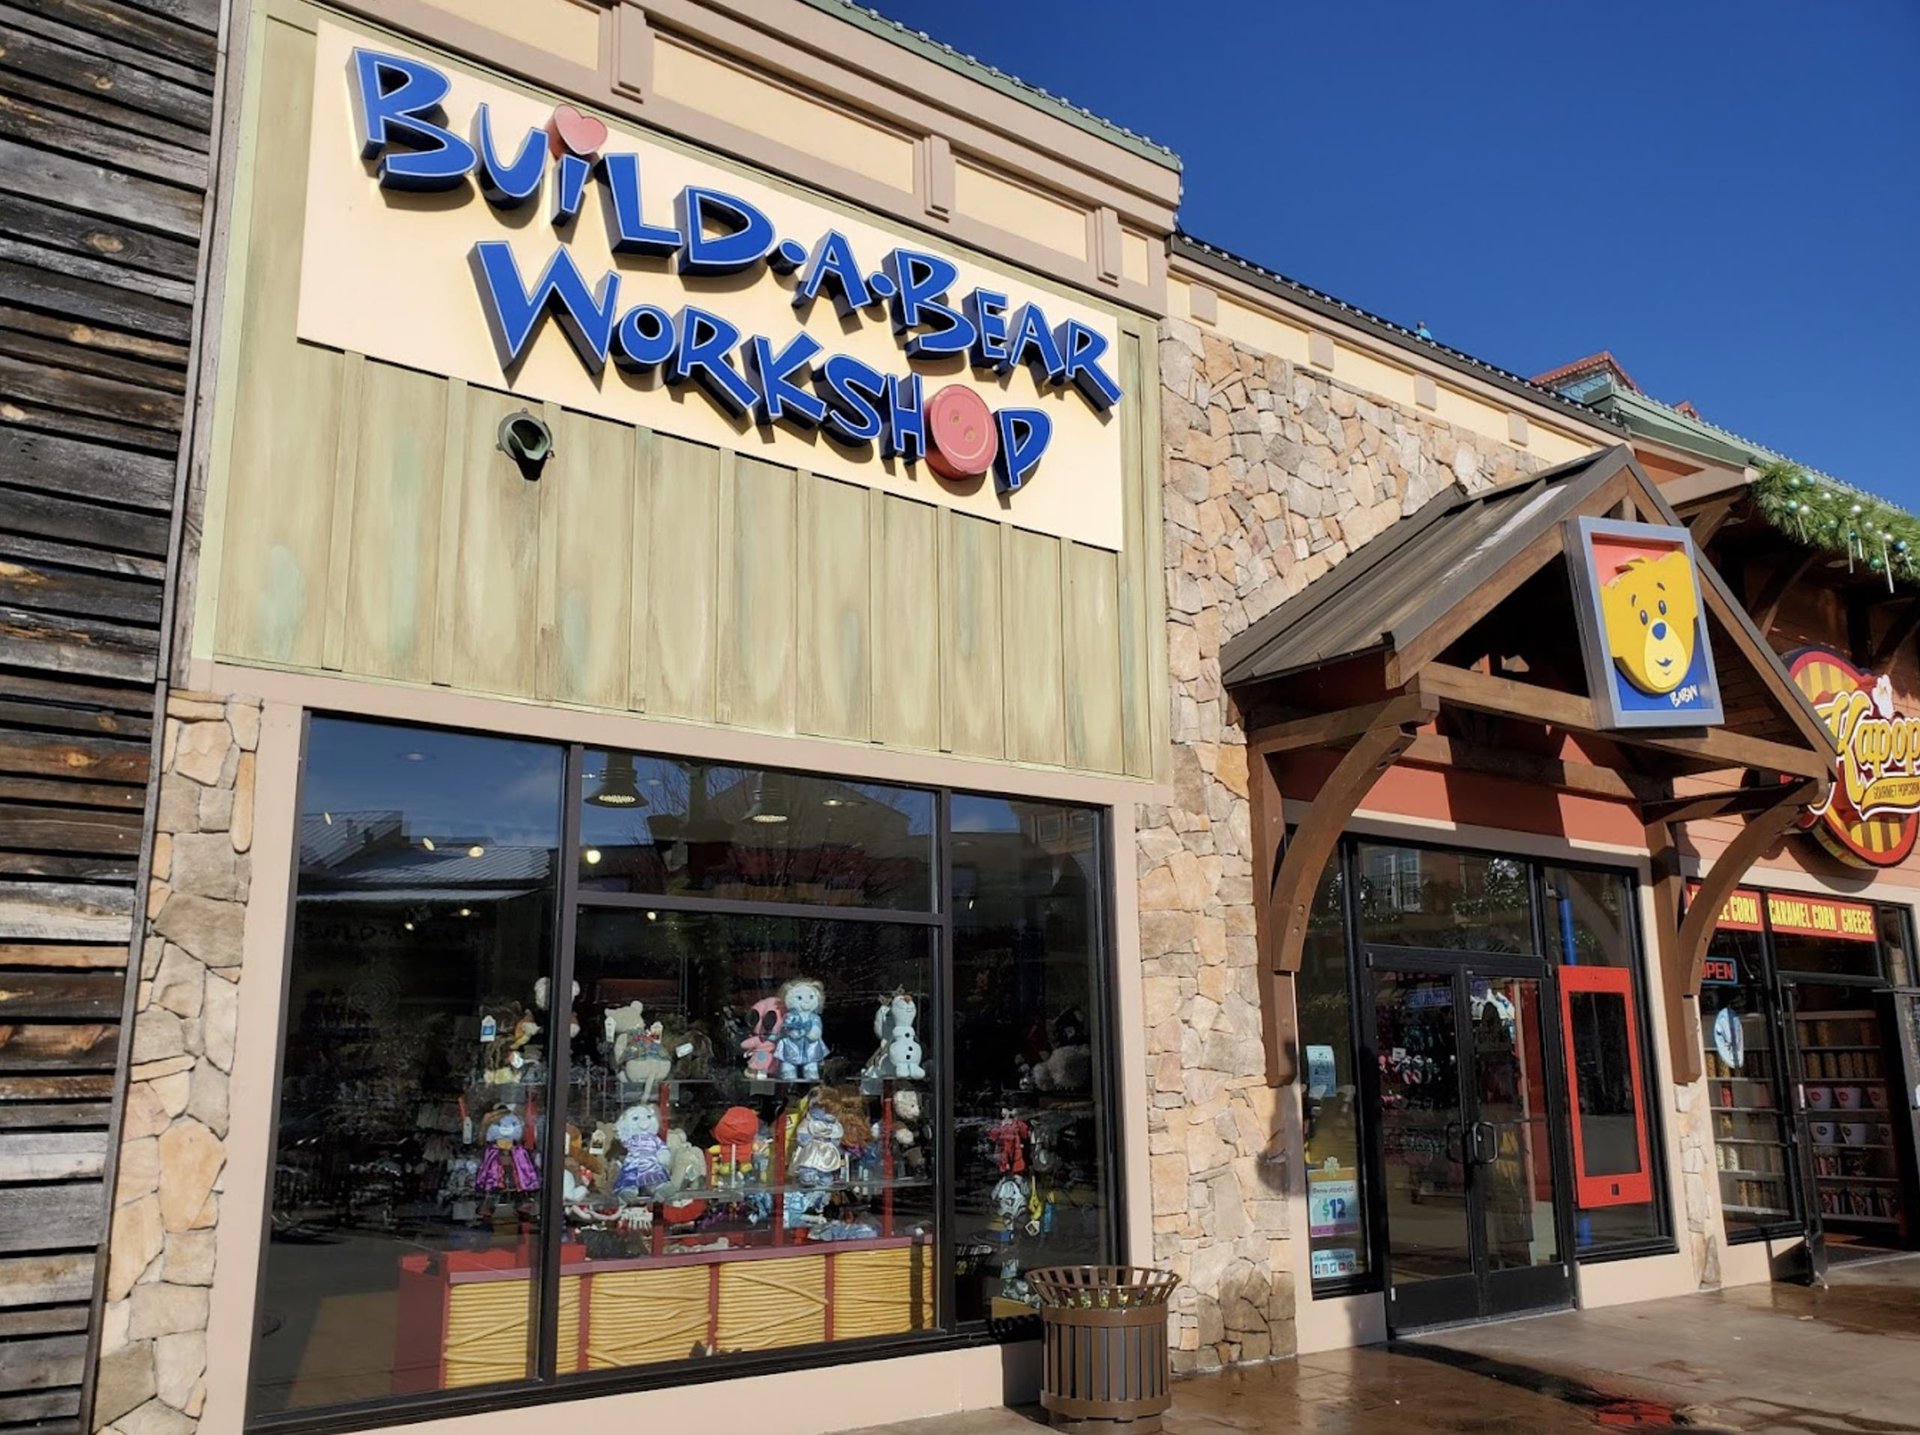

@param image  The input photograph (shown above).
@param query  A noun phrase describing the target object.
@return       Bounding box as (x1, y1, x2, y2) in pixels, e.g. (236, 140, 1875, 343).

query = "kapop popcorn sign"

(1789, 647, 1920, 868)
(339, 45, 1120, 500)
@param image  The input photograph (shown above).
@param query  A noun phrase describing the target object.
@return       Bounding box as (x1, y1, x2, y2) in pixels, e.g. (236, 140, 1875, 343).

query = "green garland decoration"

(1749, 458, 1919, 583)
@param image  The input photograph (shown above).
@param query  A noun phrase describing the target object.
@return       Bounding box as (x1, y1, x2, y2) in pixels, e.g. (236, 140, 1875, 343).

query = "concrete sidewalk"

(849, 1254, 1920, 1434)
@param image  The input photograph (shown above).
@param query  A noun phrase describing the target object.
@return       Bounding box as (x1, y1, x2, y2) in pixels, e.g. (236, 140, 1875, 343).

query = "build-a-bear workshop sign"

(295, 26, 1127, 550)
(1565, 517, 1725, 730)
(1789, 646, 1920, 868)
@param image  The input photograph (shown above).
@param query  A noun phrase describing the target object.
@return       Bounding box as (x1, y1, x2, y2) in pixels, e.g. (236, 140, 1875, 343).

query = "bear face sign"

(1568, 517, 1724, 729)
(1599, 549, 1702, 696)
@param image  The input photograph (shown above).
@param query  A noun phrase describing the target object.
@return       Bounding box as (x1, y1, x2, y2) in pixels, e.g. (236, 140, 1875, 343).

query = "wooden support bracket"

(1654, 777, 1825, 1085)
(1258, 698, 1433, 1085)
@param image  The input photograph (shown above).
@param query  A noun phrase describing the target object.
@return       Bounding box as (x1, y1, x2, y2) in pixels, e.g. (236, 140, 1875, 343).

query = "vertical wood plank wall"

(0, 1, 220, 1430)
(204, 13, 1165, 784)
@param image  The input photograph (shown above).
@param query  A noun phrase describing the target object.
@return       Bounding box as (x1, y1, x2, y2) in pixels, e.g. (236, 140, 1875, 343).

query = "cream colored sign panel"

(297, 22, 1126, 550)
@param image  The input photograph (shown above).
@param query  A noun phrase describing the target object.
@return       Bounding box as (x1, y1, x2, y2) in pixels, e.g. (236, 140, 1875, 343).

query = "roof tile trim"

(796, 0, 1182, 169)
(1171, 233, 1624, 434)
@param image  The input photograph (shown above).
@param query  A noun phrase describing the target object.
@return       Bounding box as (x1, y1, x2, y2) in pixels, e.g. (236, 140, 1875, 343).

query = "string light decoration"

(1750, 458, 1915, 590)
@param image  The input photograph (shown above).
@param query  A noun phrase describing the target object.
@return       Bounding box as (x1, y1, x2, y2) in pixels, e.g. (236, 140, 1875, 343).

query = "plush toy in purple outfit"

(476, 1110, 539, 1193)
(613, 1104, 670, 1195)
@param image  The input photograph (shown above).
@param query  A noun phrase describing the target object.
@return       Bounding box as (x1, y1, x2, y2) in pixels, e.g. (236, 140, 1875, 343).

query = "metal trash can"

(1028, 1265, 1178, 1431)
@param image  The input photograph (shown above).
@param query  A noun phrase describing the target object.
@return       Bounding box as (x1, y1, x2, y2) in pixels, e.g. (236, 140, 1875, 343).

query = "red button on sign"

(924, 384, 999, 479)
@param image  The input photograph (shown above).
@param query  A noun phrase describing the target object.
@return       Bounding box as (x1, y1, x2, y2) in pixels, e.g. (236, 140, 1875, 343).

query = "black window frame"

(246, 712, 1126, 1434)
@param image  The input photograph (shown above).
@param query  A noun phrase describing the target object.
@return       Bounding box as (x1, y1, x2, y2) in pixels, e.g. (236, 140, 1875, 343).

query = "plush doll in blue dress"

(775, 978, 828, 1081)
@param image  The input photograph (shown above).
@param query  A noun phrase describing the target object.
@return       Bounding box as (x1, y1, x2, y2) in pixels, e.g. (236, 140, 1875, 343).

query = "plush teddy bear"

(605, 1001, 673, 1099)
(534, 977, 581, 1048)
(1029, 1007, 1092, 1092)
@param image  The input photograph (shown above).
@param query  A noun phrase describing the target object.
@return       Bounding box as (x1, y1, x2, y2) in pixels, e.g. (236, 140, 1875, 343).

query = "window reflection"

(1358, 844, 1533, 953)
(1300, 860, 1371, 1288)
(951, 796, 1109, 1320)
(253, 720, 564, 1415)
(578, 752, 935, 912)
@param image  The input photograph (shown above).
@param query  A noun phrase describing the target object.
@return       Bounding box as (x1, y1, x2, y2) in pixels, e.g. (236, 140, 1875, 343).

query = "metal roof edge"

(1169, 234, 1625, 435)
(794, 0, 1183, 171)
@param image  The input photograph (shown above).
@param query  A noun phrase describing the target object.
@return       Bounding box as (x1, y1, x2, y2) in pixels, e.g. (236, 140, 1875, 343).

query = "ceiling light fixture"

(588, 752, 646, 808)
(585, 848, 602, 865)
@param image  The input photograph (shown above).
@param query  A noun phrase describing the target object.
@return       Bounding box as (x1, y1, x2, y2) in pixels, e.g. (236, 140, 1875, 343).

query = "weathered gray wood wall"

(0, 2, 218, 1430)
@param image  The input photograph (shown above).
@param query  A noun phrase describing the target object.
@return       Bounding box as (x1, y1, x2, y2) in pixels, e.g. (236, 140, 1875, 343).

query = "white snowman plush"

(869, 991, 924, 1079)
(886, 1030, 925, 1080)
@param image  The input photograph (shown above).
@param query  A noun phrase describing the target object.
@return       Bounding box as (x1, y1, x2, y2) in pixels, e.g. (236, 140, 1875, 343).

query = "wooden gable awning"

(1225, 445, 1835, 1087)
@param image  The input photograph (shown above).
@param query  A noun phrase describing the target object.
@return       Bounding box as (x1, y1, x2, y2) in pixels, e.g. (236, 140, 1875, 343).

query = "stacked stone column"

(95, 694, 260, 1435)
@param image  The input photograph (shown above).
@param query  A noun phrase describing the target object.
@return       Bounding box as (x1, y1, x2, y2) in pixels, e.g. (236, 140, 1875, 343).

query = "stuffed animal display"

(613, 1104, 670, 1194)
(476, 1108, 539, 1194)
(867, 990, 926, 1080)
(741, 997, 783, 1079)
(1029, 1008, 1092, 1092)
(775, 979, 828, 1081)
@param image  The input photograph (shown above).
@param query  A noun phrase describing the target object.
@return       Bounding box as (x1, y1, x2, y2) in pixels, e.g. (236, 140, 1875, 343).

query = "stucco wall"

(1136, 318, 1553, 1370)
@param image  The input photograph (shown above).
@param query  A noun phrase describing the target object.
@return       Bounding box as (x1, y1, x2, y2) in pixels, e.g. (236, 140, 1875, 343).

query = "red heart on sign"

(547, 104, 608, 160)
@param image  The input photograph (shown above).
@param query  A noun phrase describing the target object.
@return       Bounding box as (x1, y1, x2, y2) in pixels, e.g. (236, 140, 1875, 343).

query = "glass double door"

(1370, 955, 1573, 1332)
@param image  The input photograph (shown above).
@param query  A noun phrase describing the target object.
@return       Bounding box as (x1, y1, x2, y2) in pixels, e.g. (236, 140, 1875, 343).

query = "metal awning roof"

(1221, 446, 1643, 688)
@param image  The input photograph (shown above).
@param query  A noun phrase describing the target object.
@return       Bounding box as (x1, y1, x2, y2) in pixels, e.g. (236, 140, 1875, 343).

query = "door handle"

(1471, 1121, 1499, 1166)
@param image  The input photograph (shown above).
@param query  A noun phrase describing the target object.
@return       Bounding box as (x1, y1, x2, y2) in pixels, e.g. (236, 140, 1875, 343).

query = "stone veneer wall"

(1137, 319, 1548, 1370)
(95, 692, 260, 1435)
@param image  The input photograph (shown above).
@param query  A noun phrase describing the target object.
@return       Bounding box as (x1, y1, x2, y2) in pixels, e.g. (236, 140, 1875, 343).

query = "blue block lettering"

(793, 230, 871, 316)
(817, 355, 887, 446)
(676, 187, 775, 276)
(882, 248, 975, 358)
(1003, 303, 1066, 382)
(965, 289, 1010, 368)
(552, 152, 592, 227)
(612, 304, 676, 371)
(745, 333, 828, 428)
(471, 104, 544, 207)
(1055, 319, 1122, 409)
(469, 241, 620, 371)
(883, 373, 926, 464)
(349, 49, 475, 192)
(598, 153, 681, 256)
(668, 306, 756, 416)
(993, 408, 1053, 492)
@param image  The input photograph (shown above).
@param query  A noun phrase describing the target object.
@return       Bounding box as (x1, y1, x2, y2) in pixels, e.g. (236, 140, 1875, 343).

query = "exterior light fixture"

(498, 410, 554, 479)
(744, 776, 788, 825)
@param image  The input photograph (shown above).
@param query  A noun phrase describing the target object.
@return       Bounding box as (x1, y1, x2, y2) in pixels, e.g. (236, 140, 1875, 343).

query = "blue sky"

(865, 1, 1919, 499)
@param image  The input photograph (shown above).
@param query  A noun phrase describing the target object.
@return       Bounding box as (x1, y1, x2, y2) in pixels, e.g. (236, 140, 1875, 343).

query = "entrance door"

(1371, 959, 1573, 1332)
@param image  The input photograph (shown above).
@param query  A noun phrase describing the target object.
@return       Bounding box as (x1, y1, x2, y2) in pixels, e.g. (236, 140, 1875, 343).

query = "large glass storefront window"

(252, 720, 1118, 1423)
(254, 721, 565, 1414)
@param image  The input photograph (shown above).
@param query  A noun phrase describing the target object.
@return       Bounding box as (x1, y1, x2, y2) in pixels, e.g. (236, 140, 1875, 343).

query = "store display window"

(251, 719, 1119, 1424)
(1545, 865, 1668, 1255)
(1699, 924, 1798, 1240)
(1299, 858, 1372, 1292)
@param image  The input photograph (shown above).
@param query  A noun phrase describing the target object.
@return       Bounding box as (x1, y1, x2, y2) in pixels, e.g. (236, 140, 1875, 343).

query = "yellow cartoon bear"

(1600, 550, 1700, 695)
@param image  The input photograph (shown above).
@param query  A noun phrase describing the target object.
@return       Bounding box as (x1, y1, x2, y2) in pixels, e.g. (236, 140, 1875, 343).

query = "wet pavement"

(850, 1254, 1920, 1434)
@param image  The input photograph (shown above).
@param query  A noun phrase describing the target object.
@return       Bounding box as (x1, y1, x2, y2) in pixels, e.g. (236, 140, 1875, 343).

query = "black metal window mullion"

(934, 787, 957, 1332)
(533, 744, 587, 1385)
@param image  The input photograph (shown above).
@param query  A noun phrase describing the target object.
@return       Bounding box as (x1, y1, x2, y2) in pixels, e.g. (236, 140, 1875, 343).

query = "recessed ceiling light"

(459, 907, 471, 917)
(468, 845, 485, 858)
(404, 920, 415, 931)
(403, 751, 426, 762)
(323, 812, 334, 825)
(422, 838, 436, 851)
(585, 848, 602, 865)
(646, 911, 657, 921)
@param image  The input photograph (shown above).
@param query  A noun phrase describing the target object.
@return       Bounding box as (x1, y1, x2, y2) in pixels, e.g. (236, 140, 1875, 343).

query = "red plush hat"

(712, 1106, 760, 1147)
